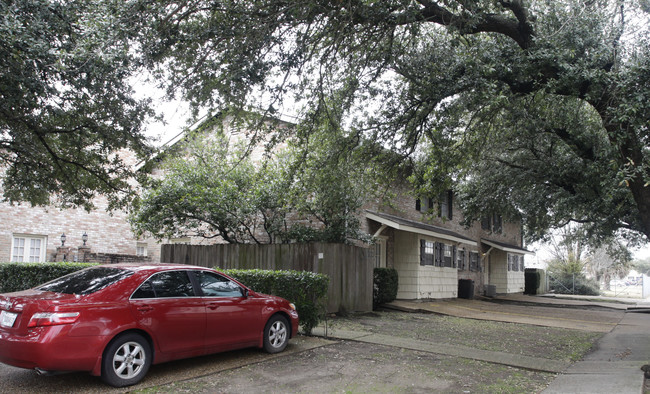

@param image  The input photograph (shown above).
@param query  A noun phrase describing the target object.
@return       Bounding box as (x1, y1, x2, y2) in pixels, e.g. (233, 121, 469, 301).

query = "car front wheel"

(263, 314, 290, 353)
(101, 333, 151, 387)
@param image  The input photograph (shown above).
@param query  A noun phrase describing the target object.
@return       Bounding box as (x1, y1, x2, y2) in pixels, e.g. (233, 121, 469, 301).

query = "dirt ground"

(144, 340, 556, 394)
(133, 310, 605, 394)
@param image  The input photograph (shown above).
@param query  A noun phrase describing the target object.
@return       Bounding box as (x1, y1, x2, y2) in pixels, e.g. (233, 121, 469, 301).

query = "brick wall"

(0, 150, 163, 263)
(361, 179, 523, 249)
(0, 198, 144, 261)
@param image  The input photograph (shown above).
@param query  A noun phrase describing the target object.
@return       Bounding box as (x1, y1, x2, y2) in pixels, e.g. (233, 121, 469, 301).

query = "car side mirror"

(242, 288, 249, 298)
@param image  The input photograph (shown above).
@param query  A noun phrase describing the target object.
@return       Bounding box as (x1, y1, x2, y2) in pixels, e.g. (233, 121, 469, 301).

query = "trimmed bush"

(221, 268, 329, 335)
(0, 262, 96, 293)
(373, 267, 398, 309)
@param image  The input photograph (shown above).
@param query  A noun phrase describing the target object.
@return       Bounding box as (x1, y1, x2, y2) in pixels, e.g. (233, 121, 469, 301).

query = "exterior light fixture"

(60, 233, 66, 247)
(82, 232, 88, 246)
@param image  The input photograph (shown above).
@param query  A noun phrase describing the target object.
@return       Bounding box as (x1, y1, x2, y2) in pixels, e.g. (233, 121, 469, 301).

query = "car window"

(37, 267, 134, 295)
(194, 271, 244, 297)
(132, 271, 194, 299)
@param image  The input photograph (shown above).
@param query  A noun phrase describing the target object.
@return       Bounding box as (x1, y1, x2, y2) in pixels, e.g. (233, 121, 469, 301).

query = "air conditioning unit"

(485, 284, 497, 297)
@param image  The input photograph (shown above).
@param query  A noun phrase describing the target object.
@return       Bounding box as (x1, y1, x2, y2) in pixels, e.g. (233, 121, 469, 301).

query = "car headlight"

(289, 303, 296, 311)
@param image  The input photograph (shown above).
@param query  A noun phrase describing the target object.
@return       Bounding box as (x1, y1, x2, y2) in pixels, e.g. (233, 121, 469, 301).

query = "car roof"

(93, 263, 213, 273)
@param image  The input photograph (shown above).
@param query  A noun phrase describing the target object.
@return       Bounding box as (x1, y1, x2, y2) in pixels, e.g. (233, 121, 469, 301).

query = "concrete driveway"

(387, 294, 627, 332)
(0, 336, 333, 393)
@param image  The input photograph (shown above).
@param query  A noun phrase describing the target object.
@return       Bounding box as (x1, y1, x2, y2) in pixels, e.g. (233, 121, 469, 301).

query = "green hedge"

(373, 267, 398, 309)
(0, 262, 97, 293)
(221, 268, 329, 335)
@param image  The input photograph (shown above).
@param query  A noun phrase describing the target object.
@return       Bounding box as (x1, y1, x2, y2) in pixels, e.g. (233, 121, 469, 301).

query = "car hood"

(252, 291, 291, 306)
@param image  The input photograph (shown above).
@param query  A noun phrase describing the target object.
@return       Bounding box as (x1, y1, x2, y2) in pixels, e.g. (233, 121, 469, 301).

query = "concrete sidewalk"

(314, 295, 650, 393)
(543, 311, 650, 394)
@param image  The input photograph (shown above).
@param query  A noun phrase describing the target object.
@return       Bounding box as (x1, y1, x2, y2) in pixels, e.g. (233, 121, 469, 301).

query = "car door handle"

(137, 305, 154, 313)
(207, 303, 219, 310)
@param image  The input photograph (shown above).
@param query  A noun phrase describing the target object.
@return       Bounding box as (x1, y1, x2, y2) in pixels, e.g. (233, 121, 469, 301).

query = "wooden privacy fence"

(160, 243, 373, 313)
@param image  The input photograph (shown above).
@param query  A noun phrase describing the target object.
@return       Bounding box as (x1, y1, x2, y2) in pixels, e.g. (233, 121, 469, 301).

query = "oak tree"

(0, 0, 152, 210)
(131, 0, 650, 244)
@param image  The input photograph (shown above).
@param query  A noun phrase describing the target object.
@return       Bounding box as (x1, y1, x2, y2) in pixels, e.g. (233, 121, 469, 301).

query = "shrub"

(373, 267, 398, 309)
(0, 262, 96, 293)
(221, 268, 329, 335)
(548, 273, 600, 296)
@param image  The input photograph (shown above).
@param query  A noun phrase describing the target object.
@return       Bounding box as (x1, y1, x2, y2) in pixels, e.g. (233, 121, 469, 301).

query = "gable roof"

(481, 239, 534, 255)
(366, 210, 477, 246)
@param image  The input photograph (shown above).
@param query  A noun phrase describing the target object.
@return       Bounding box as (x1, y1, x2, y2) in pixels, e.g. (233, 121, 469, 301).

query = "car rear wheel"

(101, 333, 151, 387)
(263, 314, 290, 353)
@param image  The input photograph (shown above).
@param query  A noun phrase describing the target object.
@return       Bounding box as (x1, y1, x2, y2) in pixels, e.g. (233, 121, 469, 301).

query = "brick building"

(0, 149, 160, 264)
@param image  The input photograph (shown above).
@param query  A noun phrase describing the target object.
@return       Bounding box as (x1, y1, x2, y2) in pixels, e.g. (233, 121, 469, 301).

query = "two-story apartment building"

(362, 184, 532, 298)
(0, 114, 532, 298)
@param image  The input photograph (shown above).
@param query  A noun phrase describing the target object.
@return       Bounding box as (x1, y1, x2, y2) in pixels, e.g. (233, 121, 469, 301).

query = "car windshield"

(37, 267, 134, 295)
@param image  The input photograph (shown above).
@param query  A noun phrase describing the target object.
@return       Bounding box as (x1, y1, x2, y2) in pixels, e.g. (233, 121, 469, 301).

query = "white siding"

(393, 231, 459, 299)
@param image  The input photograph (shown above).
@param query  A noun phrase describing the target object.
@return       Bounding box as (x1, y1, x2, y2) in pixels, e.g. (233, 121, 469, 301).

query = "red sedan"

(0, 264, 299, 387)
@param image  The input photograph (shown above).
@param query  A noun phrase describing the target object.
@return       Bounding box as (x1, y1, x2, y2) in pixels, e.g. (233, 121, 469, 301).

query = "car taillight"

(27, 312, 80, 328)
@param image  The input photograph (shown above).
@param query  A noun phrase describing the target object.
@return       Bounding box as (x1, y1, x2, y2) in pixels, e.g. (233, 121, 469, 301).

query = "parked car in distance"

(0, 264, 299, 387)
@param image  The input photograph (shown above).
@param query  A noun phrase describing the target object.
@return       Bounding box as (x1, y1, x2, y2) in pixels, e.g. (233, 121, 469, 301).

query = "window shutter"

(494, 214, 503, 233)
(452, 246, 457, 268)
(420, 239, 426, 266)
(416, 199, 421, 211)
(520, 256, 525, 271)
(481, 216, 491, 230)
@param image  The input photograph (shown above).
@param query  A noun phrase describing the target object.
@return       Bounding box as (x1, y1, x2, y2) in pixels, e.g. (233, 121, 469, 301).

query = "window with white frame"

(507, 254, 525, 271)
(12, 234, 47, 262)
(443, 244, 454, 267)
(469, 251, 481, 272)
(457, 248, 466, 271)
(136, 242, 148, 257)
(170, 237, 191, 244)
(420, 240, 435, 266)
(420, 240, 456, 268)
(374, 237, 387, 268)
(415, 190, 453, 220)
